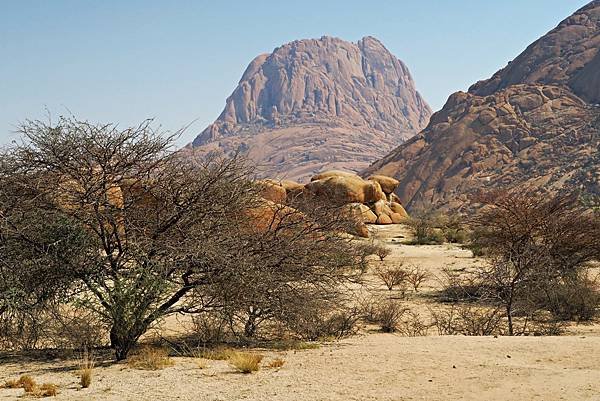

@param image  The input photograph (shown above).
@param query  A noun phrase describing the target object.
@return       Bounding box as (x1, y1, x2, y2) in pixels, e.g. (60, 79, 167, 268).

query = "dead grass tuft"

(127, 346, 174, 370)
(78, 350, 95, 388)
(229, 352, 263, 373)
(196, 358, 209, 369)
(32, 383, 59, 397)
(198, 347, 235, 360)
(19, 375, 37, 393)
(266, 358, 286, 368)
(2, 378, 21, 389)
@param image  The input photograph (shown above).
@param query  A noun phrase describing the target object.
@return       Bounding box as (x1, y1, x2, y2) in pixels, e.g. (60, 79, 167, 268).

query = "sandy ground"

(1, 225, 599, 400)
(2, 335, 599, 401)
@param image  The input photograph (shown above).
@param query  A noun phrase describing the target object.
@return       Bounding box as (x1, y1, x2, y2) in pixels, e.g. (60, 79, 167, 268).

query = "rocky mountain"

(190, 36, 431, 181)
(364, 1, 600, 210)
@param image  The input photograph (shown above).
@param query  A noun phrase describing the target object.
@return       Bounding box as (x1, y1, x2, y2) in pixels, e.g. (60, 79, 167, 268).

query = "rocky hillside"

(365, 1, 600, 210)
(190, 36, 431, 181)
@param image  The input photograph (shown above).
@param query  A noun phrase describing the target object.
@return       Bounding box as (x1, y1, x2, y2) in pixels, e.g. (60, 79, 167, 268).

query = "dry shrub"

(31, 383, 59, 398)
(48, 306, 106, 350)
(2, 375, 35, 391)
(536, 272, 600, 322)
(438, 268, 487, 302)
(199, 347, 235, 360)
(78, 349, 95, 388)
(374, 300, 407, 333)
(127, 346, 174, 370)
(266, 358, 286, 368)
(430, 305, 503, 336)
(530, 320, 567, 336)
(19, 375, 36, 393)
(374, 244, 391, 261)
(398, 311, 429, 336)
(0, 309, 50, 351)
(441, 215, 468, 244)
(2, 379, 20, 389)
(359, 296, 383, 324)
(406, 266, 430, 292)
(196, 359, 209, 369)
(376, 265, 408, 292)
(405, 209, 445, 245)
(229, 352, 263, 373)
(287, 307, 360, 341)
(190, 313, 228, 345)
(0, 305, 106, 352)
(4, 375, 58, 398)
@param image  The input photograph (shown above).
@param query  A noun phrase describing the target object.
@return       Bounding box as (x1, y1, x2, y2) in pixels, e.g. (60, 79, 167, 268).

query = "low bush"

(536, 273, 600, 322)
(288, 307, 360, 341)
(429, 305, 503, 336)
(398, 311, 429, 336)
(374, 244, 391, 261)
(376, 266, 408, 292)
(374, 300, 407, 333)
(406, 266, 430, 292)
(190, 313, 228, 345)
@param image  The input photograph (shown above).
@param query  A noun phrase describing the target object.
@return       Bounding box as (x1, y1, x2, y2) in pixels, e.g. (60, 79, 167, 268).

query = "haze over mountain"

(365, 0, 600, 210)
(190, 36, 431, 181)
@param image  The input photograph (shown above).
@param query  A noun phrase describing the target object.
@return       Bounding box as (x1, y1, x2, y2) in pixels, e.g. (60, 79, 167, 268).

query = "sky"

(0, 0, 591, 147)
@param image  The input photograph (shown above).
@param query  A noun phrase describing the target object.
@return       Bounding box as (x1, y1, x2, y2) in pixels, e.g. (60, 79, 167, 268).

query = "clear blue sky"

(0, 0, 590, 146)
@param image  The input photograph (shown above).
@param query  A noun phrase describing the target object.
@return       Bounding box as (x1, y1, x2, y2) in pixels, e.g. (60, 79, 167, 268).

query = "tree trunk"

(244, 314, 257, 338)
(110, 325, 143, 361)
(506, 303, 514, 336)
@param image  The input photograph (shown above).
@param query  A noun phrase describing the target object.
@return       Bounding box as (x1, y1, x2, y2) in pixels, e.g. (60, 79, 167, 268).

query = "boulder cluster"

(258, 170, 409, 238)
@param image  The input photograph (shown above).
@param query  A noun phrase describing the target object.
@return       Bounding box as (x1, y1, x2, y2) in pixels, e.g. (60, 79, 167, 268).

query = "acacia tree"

(471, 190, 600, 335)
(207, 197, 364, 338)
(0, 117, 366, 359)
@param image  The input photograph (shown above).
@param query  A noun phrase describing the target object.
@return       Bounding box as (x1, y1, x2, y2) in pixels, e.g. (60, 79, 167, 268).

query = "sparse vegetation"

(376, 265, 408, 292)
(266, 358, 286, 368)
(405, 208, 445, 245)
(78, 349, 95, 389)
(0, 118, 367, 359)
(127, 346, 174, 370)
(469, 190, 600, 335)
(406, 266, 430, 292)
(2, 376, 58, 398)
(198, 347, 236, 361)
(374, 300, 407, 333)
(195, 359, 209, 369)
(229, 352, 263, 373)
(398, 311, 429, 336)
(374, 244, 392, 261)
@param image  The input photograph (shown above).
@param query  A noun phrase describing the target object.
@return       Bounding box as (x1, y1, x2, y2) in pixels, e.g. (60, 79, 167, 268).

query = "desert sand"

(1, 224, 599, 401)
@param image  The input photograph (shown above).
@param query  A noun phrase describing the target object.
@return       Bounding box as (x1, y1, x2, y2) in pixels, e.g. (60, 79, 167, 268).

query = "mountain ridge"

(364, 1, 600, 210)
(190, 35, 431, 181)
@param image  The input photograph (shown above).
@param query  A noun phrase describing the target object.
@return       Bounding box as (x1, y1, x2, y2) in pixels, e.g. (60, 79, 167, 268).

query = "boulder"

(344, 202, 378, 224)
(390, 202, 409, 219)
(280, 179, 304, 192)
(390, 212, 406, 224)
(311, 170, 360, 182)
(368, 175, 400, 194)
(257, 179, 287, 204)
(305, 175, 386, 205)
(246, 200, 301, 232)
(373, 200, 393, 217)
(353, 223, 370, 238)
(280, 179, 305, 201)
(376, 214, 393, 225)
